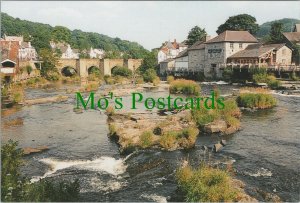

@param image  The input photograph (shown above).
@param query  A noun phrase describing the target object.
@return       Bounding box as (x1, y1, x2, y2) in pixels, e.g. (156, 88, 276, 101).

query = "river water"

(1, 83, 300, 202)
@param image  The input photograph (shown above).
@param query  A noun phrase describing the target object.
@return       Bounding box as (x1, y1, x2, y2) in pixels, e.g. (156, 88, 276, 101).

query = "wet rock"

(204, 120, 227, 133)
(224, 126, 239, 135)
(23, 146, 49, 155)
(213, 143, 223, 152)
(220, 139, 227, 146)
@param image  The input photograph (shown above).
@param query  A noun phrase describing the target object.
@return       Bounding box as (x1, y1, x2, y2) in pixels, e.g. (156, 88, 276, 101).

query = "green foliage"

(216, 14, 259, 35)
(152, 76, 160, 86)
(256, 18, 300, 38)
(39, 48, 59, 78)
(186, 26, 207, 46)
(266, 22, 284, 43)
(252, 73, 282, 89)
(191, 99, 241, 128)
(237, 93, 277, 109)
(159, 131, 177, 149)
(169, 79, 201, 96)
(112, 66, 132, 77)
(143, 69, 158, 83)
(176, 164, 239, 202)
(290, 72, 299, 81)
(139, 131, 154, 148)
(1, 13, 149, 58)
(51, 26, 71, 43)
(139, 51, 157, 73)
(25, 65, 33, 75)
(1, 140, 80, 202)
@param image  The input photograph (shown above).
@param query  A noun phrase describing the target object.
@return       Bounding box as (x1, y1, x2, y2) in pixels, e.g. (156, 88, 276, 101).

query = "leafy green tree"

(39, 48, 59, 80)
(104, 50, 122, 59)
(267, 22, 284, 43)
(112, 66, 132, 77)
(216, 14, 259, 35)
(51, 26, 71, 43)
(186, 26, 207, 46)
(139, 51, 157, 73)
(143, 69, 157, 82)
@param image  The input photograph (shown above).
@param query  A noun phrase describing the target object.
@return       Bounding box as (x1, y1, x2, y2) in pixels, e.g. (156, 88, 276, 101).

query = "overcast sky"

(2, 1, 300, 50)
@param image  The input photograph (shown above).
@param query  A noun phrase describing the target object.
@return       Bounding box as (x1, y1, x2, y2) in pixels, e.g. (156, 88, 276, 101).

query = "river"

(1, 83, 300, 202)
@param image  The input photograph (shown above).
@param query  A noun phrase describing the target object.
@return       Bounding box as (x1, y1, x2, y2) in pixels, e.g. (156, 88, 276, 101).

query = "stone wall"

(275, 46, 292, 65)
(188, 49, 205, 72)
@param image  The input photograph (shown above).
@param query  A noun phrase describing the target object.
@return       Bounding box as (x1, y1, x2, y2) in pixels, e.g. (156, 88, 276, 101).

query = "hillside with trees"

(0, 13, 149, 59)
(257, 18, 300, 38)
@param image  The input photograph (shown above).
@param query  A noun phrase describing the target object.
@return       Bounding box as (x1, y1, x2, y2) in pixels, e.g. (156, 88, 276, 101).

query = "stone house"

(282, 24, 300, 65)
(227, 43, 292, 67)
(204, 30, 258, 78)
(174, 49, 188, 71)
(157, 39, 188, 63)
(187, 40, 208, 72)
(159, 58, 175, 76)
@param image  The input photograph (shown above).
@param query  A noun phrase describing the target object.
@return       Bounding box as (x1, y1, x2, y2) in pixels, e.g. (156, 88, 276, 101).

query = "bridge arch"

(61, 66, 77, 77)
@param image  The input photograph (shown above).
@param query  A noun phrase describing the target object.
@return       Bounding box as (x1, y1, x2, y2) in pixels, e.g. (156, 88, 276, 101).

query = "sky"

(2, 1, 300, 50)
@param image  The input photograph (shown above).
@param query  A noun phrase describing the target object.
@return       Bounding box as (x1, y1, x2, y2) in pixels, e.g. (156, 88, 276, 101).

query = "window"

(230, 43, 234, 49)
(239, 43, 243, 49)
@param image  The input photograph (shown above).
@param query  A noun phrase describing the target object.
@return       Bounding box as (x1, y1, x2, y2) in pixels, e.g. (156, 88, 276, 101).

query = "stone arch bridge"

(56, 58, 142, 77)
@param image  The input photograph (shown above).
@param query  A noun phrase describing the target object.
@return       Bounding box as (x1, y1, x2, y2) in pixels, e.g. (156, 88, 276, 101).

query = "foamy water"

(244, 167, 272, 177)
(31, 156, 127, 182)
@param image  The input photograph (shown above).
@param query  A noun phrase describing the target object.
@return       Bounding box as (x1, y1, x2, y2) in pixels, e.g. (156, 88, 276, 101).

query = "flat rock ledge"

(23, 95, 68, 105)
(23, 146, 49, 155)
(107, 110, 199, 153)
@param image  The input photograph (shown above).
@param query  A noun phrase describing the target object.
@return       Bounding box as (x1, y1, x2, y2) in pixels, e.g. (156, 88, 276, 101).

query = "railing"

(223, 63, 300, 72)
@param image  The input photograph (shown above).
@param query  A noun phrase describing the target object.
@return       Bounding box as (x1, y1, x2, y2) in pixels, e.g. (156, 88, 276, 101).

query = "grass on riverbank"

(191, 99, 241, 130)
(169, 79, 201, 96)
(237, 93, 277, 109)
(176, 164, 240, 202)
(159, 127, 199, 149)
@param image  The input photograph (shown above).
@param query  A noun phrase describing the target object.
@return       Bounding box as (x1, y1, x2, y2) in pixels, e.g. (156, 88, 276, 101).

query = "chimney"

(205, 35, 211, 42)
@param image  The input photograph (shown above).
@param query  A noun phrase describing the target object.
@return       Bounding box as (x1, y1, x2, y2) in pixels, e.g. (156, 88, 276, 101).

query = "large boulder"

(204, 120, 227, 133)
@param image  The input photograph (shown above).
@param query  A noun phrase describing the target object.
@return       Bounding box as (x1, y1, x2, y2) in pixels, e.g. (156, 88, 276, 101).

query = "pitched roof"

(205, 30, 258, 44)
(175, 49, 188, 58)
(188, 40, 205, 50)
(0, 40, 19, 63)
(161, 58, 175, 63)
(283, 32, 300, 43)
(228, 43, 286, 59)
(293, 24, 300, 32)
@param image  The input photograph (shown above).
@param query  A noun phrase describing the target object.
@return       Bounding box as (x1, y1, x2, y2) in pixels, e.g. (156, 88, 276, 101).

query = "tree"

(39, 48, 59, 80)
(216, 14, 259, 35)
(139, 51, 157, 73)
(51, 26, 71, 43)
(267, 22, 284, 43)
(112, 66, 132, 77)
(186, 26, 207, 46)
(26, 65, 33, 75)
(143, 69, 157, 82)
